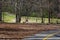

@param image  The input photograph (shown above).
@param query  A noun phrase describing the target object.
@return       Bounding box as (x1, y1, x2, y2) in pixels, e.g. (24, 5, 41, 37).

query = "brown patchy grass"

(0, 23, 60, 39)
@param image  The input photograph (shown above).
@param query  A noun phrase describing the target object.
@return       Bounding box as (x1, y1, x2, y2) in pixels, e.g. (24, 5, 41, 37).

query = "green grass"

(2, 12, 16, 23)
(21, 17, 60, 23)
(2, 12, 60, 23)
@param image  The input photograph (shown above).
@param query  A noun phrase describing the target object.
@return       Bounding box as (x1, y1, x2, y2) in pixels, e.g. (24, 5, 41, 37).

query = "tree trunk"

(16, 8, 21, 23)
(41, 13, 44, 23)
(48, 11, 51, 23)
(16, 14, 21, 23)
(0, 1, 2, 22)
(16, 0, 21, 23)
(48, 0, 51, 23)
(40, 0, 44, 23)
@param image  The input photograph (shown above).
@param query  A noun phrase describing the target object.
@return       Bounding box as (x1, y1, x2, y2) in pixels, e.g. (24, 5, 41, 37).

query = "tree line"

(0, 0, 60, 23)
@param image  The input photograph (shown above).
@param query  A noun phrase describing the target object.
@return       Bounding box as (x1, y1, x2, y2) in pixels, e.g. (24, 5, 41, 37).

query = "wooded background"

(0, 0, 60, 23)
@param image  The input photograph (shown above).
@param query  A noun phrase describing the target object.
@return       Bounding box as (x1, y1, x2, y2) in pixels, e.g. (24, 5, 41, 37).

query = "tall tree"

(0, 0, 2, 22)
(16, 0, 21, 23)
(40, 0, 44, 23)
(56, 0, 59, 23)
(48, 0, 52, 23)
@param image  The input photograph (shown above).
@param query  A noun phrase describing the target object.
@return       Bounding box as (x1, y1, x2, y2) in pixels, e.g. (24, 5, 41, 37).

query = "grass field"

(2, 12, 16, 23)
(2, 12, 60, 23)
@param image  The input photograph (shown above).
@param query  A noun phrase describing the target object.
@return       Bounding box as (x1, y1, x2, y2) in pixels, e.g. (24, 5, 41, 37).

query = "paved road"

(22, 30, 60, 40)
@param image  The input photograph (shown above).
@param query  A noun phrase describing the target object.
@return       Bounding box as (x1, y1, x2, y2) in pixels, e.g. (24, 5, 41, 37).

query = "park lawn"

(21, 17, 60, 23)
(2, 12, 16, 23)
(2, 12, 60, 23)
